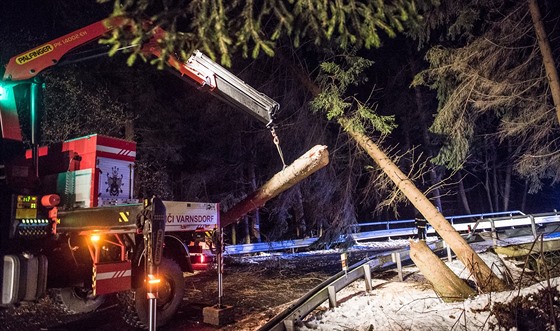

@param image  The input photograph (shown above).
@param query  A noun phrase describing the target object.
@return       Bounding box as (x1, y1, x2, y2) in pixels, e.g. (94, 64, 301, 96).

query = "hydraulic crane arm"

(2, 17, 278, 127)
(3, 17, 125, 82)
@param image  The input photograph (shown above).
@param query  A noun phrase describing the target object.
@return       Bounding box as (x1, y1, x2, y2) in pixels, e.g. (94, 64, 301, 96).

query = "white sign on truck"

(163, 201, 219, 232)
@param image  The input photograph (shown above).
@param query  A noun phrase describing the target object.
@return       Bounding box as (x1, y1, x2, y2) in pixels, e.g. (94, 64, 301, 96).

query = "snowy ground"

(291, 236, 558, 331)
(298, 275, 558, 331)
(232, 234, 559, 331)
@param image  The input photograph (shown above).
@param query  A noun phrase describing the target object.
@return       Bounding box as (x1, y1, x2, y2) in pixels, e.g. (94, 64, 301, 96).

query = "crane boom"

(2, 16, 278, 128)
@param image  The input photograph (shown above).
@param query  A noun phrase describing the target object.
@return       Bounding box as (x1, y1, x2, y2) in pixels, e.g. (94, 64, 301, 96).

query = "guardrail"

(224, 237, 319, 255)
(257, 241, 446, 331)
(352, 210, 528, 242)
(224, 210, 560, 255)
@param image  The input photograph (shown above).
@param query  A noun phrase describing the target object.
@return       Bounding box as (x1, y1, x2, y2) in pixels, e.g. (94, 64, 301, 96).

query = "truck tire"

(50, 287, 106, 314)
(118, 258, 185, 329)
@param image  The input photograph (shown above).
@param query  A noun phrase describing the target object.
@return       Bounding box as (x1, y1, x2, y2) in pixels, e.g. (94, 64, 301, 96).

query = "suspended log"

(220, 145, 329, 228)
(409, 240, 476, 302)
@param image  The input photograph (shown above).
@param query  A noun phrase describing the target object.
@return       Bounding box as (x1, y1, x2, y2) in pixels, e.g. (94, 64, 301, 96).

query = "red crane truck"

(0, 16, 279, 329)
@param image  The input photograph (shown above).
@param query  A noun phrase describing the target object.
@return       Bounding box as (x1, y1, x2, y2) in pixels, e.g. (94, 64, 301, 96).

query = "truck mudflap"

(93, 261, 132, 296)
(2, 254, 48, 305)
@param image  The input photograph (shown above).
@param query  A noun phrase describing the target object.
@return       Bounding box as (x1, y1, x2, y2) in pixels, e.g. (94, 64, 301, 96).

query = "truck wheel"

(50, 287, 106, 314)
(118, 258, 185, 329)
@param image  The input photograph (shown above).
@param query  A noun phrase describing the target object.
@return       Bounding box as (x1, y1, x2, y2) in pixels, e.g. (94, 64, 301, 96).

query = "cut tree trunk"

(221, 145, 329, 228)
(339, 117, 507, 293)
(409, 240, 476, 302)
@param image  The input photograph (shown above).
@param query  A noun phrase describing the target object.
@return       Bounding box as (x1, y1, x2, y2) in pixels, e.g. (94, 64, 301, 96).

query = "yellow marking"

(16, 44, 54, 65)
(119, 211, 130, 223)
(92, 265, 97, 296)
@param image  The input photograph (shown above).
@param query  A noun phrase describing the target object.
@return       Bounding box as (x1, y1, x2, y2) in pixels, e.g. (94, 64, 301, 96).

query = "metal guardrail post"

(443, 241, 452, 262)
(283, 319, 295, 331)
(328, 286, 337, 308)
(391, 252, 403, 281)
(363, 264, 372, 291)
(529, 215, 537, 239)
(490, 219, 497, 247)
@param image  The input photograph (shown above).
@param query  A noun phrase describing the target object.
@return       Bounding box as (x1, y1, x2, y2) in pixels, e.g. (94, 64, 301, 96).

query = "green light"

(0, 84, 6, 100)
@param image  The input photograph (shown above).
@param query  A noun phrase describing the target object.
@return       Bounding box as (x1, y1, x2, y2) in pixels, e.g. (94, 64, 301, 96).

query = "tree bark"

(248, 163, 262, 242)
(294, 187, 306, 238)
(503, 140, 513, 211)
(528, 0, 560, 124)
(457, 171, 472, 215)
(221, 145, 329, 228)
(492, 155, 499, 211)
(339, 117, 507, 293)
(484, 143, 494, 213)
(409, 240, 476, 302)
(124, 118, 135, 141)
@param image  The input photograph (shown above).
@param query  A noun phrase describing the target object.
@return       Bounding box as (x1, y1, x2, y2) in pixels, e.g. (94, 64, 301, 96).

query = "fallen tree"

(339, 117, 508, 293)
(284, 53, 508, 293)
(221, 145, 329, 228)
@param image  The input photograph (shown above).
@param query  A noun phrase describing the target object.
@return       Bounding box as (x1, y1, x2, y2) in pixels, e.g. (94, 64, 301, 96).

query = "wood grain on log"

(221, 145, 329, 228)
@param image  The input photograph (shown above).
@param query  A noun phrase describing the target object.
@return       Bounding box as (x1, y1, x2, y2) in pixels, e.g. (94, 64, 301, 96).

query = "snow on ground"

(229, 233, 556, 331)
(299, 275, 559, 331)
(296, 235, 555, 331)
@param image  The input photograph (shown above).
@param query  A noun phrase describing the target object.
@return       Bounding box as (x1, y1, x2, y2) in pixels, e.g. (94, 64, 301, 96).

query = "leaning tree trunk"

(339, 117, 507, 293)
(221, 145, 329, 228)
(528, 0, 560, 124)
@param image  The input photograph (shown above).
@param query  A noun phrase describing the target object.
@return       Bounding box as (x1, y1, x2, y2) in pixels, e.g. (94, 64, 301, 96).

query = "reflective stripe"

(96, 145, 136, 157)
(96, 269, 131, 280)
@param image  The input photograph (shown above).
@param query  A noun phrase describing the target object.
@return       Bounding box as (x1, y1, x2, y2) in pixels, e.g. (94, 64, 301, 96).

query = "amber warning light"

(147, 274, 160, 285)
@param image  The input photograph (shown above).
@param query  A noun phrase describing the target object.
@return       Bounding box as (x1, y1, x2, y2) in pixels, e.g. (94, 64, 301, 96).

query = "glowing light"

(90, 234, 101, 242)
(147, 274, 160, 284)
(0, 85, 6, 100)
